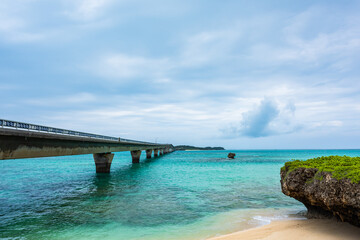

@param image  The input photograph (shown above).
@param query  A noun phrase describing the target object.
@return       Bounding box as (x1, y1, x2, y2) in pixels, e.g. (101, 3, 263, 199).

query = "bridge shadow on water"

(0, 155, 177, 239)
(91, 155, 162, 196)
(64, 154, 199, 228)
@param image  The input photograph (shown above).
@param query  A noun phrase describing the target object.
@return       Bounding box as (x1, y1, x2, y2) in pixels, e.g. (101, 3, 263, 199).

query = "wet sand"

(208, 219, 360, 240)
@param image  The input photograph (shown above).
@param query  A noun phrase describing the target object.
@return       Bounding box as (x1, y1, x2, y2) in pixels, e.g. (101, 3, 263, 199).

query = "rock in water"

(228, 153, 235, 159)
(281, 166, 360, 227)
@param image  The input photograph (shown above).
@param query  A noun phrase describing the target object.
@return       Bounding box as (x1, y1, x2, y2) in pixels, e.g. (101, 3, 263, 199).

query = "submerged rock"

(281, 166, 360, 227)
(228, 153, 235, 159)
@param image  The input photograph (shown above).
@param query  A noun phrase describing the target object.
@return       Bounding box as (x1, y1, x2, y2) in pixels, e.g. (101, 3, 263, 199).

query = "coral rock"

(281, 167, 360, 227)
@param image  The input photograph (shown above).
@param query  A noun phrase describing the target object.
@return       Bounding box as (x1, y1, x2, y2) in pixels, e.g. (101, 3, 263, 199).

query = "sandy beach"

(208, 219, 360, 240)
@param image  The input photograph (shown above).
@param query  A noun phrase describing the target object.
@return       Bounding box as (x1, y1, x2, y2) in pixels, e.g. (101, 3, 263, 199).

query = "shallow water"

(1, 149, 359, 239)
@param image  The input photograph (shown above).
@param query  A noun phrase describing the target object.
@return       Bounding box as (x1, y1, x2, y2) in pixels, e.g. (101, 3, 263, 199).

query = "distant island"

(174, 145, 225, 151)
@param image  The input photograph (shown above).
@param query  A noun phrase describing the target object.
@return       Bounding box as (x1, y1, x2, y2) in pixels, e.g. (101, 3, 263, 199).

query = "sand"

(208, 219, 360, 240)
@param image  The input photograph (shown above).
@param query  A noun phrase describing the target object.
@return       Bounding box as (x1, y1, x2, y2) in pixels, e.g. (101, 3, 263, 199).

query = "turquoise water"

(1, 149, 360, 239)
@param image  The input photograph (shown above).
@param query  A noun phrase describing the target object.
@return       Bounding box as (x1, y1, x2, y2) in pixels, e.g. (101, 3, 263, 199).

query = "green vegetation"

(282, 155, 360, 183)
(174, 145, 225, 151)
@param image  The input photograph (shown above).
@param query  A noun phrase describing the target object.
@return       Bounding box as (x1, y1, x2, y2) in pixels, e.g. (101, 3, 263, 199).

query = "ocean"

(1, 149, 359, 240)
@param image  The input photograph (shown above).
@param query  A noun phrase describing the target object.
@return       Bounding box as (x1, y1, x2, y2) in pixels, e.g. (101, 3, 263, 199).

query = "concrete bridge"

(0, 119, 174, 173)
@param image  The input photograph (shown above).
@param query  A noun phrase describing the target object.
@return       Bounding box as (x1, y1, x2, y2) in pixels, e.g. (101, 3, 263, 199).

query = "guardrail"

(0, 119, 160, 146)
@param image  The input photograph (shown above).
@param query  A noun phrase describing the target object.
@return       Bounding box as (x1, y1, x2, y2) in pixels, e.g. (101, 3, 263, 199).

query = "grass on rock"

(282, 155, 360, 183)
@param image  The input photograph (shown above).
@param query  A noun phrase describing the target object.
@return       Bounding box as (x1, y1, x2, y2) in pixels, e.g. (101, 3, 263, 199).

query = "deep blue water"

(1, 149, 359, 239)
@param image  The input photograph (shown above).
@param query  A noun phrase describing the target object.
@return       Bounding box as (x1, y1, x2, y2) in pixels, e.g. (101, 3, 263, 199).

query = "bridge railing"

(0, 119, 119, 141)
(0, 119, 162, 146)
(119, 138, 155, 144)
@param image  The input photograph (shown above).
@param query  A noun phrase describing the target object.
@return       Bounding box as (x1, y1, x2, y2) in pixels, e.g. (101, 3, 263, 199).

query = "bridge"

(0, 119, 174, 173)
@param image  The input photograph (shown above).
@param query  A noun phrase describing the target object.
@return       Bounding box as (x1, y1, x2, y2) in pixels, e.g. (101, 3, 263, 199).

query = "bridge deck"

(0, 127, 171, 160)
(0, 119, 173, 172)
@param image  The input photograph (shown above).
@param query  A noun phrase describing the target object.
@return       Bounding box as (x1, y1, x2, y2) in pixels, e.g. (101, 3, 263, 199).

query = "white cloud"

(0, 15, 22, 32)
(180, 28, 241, 67)
(311, 121, 343, 128)
(78, 0, 112, 19)
(0, 0, 119, 43)
(248, 7, 360, 69)
(0, 6, 45, 43)
(281, 30, 360, 62)
(43, 100, 221, 143)
(86, 26, 243, 81)
(63, 0, 115, 21)
(25, 93, 97, 106)
(88, 54, 172, 80)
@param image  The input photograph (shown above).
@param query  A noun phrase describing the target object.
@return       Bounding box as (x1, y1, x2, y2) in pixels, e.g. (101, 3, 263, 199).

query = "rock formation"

(281, 166, 360, 227)
(228, 153, 235, 159)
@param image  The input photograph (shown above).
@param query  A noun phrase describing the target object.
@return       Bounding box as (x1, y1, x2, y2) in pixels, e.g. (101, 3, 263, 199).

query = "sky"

(1, 0, 360, 149)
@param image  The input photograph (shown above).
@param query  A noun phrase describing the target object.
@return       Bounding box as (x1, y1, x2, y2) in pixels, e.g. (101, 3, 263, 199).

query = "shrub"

(282, 155, 360, 183)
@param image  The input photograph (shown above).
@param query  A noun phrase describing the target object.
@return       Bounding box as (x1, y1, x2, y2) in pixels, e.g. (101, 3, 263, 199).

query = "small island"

(173, 145, 225, 151)
(281, 155, 360, 227)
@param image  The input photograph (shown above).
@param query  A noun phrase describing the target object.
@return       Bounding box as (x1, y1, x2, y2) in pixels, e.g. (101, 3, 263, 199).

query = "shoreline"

(207, 219, 360, 240)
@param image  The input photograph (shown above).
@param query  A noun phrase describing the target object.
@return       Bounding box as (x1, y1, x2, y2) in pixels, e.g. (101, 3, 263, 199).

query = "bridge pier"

(160, 149, 164, 155)
(93, 153, 114, 173)
(131, 150, 142, 163)
(146, 149, 152, 159)
(154, 149, 159, 157)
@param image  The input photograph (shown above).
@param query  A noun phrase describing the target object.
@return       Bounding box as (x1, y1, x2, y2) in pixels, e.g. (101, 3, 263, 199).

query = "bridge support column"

(94, 152, 114, 173)
(160, 149, 164, 155)
(154, 149, 159, 157)
(146, 149, 152, 159)
(131, 150, 142, 163)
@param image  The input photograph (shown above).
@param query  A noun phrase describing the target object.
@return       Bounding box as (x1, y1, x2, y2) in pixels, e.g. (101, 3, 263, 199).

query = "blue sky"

(1, 0, 360, 149)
